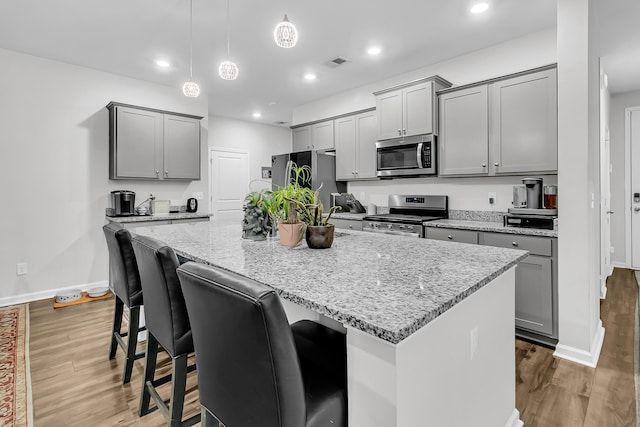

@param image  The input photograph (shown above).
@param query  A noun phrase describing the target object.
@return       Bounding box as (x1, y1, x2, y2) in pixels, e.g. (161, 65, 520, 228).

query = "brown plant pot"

(278, 222, 306, 247)
(305, 224, 335, 249)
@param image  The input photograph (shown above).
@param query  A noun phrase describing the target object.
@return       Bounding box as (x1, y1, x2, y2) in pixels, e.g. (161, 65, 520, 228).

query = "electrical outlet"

(470, 327, 478, 360)
(16, 262, 28, 276)
(488, 192, 497, 205)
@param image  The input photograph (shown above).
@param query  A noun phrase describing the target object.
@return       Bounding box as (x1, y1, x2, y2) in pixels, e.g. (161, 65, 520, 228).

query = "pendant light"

(182, 0, 200, 97)
(274, 14, 298, 48)
(218, 0, 238, 80)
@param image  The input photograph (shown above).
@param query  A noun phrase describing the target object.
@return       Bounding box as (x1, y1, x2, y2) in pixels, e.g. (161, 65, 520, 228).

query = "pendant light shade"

(182, 80, 200, 97)
(218, 0, 238, 80)
(219, 60, 238, 80)
(182, 0, 200, 97)
(274, 14, 298, 48)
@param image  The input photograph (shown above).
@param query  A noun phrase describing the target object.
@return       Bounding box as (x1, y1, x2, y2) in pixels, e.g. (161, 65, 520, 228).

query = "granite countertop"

(107, 212, 213, 224)
(425, 219, 558, 238)
(133, 221, 527, 344)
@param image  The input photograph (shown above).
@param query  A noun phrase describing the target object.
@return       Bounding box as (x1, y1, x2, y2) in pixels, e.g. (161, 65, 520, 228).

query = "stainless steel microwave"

(376, 135, 436, 178)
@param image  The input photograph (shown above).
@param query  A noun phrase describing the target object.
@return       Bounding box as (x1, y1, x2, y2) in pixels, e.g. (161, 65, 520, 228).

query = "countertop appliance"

(506, 178, 557, 229)
(376, 134, 436, 178)
(110, 190, 135, 216)
(272, 150, 346, 210)
(362, 195, 448, 237)
(186, 197, 198, 212)
(331, 193, 365, 213)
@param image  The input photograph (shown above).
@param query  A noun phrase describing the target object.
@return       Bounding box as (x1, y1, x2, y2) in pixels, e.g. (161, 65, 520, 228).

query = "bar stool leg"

(122, 305, 140, 383)
(139, 332, 159, 417)
(201, 407, 220, 427)
(169, 354, 188, 427)
(109, 297, 124, 360)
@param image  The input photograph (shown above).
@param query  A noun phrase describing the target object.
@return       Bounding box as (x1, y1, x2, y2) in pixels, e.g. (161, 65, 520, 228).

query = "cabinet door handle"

(634, 207, 640, 212)
(606, 210, 614, 214)
(403, 129, 406, 135)
(482, 163, 487, 168)
(494, 163, 500, 167)
(164, 171, 168, 177)
(397, 129, 402, 135)
(348, 225, 353, 229)
(512, 242, 519, 247)
(355, 170, 358, 174)
(447, 235, 453, 240)
(156, 170, 159, 176)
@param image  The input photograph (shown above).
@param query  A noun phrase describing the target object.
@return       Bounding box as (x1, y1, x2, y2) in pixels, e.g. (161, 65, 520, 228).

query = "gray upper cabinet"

(292, 121, 334, 152)
(490, 68, 557, 175)
(375, 77, 451, 141)
(292, 126, 311, 152)
(438, 66, 557, 177)
(108, 102, 202, 180)
(439, 85, 489, 176)
(335, 110, 377, 180)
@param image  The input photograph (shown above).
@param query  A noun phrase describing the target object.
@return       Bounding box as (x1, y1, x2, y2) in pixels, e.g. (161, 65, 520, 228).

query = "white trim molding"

(0, 280, 109, 307)
(554, 320, 605, 368)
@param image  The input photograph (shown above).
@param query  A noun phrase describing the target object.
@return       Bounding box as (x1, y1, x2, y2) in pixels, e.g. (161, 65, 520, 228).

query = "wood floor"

(28, 268, 638, 426)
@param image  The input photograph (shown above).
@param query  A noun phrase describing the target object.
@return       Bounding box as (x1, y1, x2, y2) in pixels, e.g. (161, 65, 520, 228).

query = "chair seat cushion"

(291, 320, 347, 427)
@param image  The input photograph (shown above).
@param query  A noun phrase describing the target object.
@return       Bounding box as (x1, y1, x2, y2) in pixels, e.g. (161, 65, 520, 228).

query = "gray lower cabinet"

(424, 227, 479, 244)
(425, 227, 558, 345)
(108, 102, 203, 180)
(331, 218, 363, 231)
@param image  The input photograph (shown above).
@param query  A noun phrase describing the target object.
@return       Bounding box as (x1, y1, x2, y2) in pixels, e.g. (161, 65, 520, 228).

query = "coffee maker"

(504, 178, 557, 229)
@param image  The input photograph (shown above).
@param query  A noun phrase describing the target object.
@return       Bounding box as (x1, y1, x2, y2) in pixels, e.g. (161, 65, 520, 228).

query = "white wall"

(292, 28, 558, 211)
(208, 116, 291, 193)
(0, 48, 208, 303)
(609, 89, 640, 265)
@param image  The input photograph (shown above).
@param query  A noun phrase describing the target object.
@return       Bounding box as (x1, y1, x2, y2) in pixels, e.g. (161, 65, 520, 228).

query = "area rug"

(635, 271, 640, 427)
(0, 304, 32, 427)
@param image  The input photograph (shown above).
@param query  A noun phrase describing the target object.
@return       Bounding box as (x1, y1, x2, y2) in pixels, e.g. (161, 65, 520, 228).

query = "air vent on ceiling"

(327, 56, 349, 67)
(273, 121, 288, 126)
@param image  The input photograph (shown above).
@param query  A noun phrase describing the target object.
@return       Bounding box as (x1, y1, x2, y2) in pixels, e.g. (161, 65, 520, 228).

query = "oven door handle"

(362, 228, 422, 238)
(416, 142, 424, 169)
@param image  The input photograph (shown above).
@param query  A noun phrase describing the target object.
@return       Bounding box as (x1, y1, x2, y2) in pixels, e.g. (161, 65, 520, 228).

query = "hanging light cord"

(226, 0, 231, 58)
(189, 0, 194, 80)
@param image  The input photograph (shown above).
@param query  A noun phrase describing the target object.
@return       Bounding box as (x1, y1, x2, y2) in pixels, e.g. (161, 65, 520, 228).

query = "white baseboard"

(0, 280, 109, 307)
(553, 320, 605, 368)
(504, 408, 524, 427)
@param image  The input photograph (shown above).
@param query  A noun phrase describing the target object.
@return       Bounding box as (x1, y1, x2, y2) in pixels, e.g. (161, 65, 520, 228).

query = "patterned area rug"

(0, 304, 32, 427)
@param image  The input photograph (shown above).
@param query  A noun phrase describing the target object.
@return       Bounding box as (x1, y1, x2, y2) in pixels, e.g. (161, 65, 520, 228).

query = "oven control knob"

(407, 225, 413, 230)
(387, 224, 393, 230)
(368, 223, 374, 228)
(399, 225, 405, 229)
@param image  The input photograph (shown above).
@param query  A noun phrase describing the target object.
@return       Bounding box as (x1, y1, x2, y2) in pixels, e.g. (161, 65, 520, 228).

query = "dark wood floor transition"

(29, 268, 638, 426)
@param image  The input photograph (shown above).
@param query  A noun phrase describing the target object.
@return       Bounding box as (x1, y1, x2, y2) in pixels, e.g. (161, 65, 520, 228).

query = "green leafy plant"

(241, 189, 273, 240)
(287, 184, 340, 226)
(268, 163, 316, 224)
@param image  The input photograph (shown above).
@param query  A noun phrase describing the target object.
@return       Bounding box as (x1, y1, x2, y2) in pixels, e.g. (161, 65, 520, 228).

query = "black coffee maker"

(111, 190, 135, 216)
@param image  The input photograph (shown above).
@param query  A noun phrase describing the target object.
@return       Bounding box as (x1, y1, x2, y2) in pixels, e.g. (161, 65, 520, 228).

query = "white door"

(630, 108, 640, 268)
(210, 148, 250, 223)
(600, 126, 612, 292)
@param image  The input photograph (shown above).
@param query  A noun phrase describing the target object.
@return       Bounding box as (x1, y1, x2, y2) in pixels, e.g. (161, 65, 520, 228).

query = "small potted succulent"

(241, 189, 273, 241)
(289, 185, 340, 249)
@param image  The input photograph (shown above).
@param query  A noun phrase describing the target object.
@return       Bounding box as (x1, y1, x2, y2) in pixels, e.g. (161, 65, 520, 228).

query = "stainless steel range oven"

(362, 195, 448, 237)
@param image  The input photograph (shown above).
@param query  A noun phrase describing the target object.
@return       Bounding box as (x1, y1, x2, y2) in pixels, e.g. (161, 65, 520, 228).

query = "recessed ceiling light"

(252, 112, 262, 119)
(367, 47, 382, 56)
(304, 73, 317, 81)
(155, 60, 171, 68)
(470, 2, 489, 14)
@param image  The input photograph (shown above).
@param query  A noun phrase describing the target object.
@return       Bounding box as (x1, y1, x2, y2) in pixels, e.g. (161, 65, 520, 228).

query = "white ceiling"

(0, 0, 636, 125)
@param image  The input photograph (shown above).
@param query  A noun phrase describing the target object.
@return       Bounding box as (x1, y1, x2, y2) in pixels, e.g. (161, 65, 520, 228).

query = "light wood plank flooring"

(29, 268, 637, 426)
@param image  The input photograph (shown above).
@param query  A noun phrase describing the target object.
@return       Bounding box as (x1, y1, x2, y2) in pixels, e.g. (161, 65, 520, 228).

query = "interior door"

(631, 109, 640, 268)
(210, 149, 249, 223)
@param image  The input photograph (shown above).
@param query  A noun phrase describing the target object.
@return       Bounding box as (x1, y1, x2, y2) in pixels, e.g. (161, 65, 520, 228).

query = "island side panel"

(346, 267, 519, 427)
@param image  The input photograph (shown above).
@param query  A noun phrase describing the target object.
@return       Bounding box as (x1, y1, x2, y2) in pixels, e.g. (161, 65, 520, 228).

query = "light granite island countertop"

(133, 220, 527, 427)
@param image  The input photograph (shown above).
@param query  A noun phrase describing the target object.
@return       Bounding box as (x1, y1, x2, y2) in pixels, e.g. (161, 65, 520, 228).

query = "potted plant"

(288, 185, 341, 249)
(268, 163, 315, 247)
(241, 189, 273, 241)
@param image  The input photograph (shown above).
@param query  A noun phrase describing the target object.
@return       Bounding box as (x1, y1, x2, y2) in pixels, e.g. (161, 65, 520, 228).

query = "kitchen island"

(133, 220, 527, 427)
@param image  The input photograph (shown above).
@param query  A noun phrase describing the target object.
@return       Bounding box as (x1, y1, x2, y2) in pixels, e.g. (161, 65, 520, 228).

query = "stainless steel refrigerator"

(271, 151, 346, 210)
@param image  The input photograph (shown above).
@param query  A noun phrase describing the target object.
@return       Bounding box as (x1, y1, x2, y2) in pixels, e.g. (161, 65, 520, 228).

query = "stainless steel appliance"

(522, 177, 543, 209)
(506, 177, 557, 229)
(271, 151, 346, 210)
(376, 135, 436, 178)
(331, 193, 365, 213)
(110, 190, 135, 216)
(362, 195, 448, 237)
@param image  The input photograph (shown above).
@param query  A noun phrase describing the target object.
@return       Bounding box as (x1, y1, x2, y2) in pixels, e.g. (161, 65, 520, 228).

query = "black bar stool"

(102, 223, 145, 384)
(177, 261, 347, 427)
(131, 234, 200, 427)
